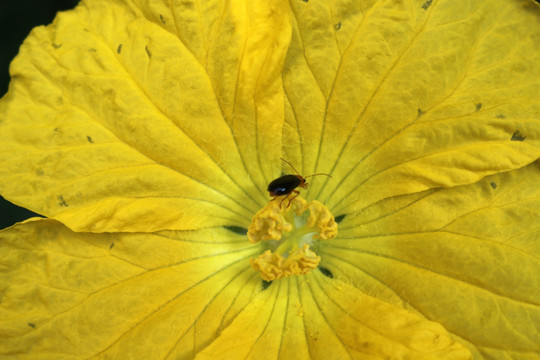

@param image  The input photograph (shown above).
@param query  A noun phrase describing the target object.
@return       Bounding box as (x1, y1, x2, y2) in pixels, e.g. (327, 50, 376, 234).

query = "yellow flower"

(1, 0, 539, 359)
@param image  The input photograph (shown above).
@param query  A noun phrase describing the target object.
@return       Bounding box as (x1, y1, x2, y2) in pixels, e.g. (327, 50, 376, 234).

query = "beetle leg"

(270, 194, 288, 207)
(284, 190, 300, 208)
(278, 194, 289, 208)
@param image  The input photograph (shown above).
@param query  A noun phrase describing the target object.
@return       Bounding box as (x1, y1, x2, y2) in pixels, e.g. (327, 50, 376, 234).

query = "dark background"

(0, 0, 79, 229)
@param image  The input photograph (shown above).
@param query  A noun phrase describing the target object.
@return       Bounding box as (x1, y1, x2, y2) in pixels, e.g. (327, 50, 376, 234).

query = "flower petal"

(0, 219, 261, 358)
(282, 0, 540, 211)
(0, 0, 291, 232)
(321, 161, 540, 358)
(0, 219, 472, 359)
(197, 271, 470, 359)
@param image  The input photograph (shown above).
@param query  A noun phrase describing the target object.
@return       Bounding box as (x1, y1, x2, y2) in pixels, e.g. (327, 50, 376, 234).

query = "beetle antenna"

(280, 158, 332, 179)
(280, 158, 302, 176)
(304, 173, 332, 179)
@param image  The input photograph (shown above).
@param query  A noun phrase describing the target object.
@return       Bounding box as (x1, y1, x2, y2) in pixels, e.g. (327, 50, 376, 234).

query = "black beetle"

(267, 158, 331, 206)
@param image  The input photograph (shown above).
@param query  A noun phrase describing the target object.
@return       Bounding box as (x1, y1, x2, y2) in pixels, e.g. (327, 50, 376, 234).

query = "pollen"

(248, 196, 307, 243)
(307, 201, 338, 240)
(250, 244, 321, 281)
(248, 196, 337, 280)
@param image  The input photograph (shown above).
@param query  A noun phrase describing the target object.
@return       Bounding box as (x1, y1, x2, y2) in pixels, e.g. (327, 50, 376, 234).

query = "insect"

(267, 158, 331, 207)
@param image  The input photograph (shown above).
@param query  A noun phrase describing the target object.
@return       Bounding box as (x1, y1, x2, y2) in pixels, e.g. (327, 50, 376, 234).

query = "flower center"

(247, 196, 338, 281)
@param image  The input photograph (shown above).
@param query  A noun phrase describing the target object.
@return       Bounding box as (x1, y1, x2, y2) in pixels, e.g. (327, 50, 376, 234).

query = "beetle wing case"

(267, 174, 302, 196)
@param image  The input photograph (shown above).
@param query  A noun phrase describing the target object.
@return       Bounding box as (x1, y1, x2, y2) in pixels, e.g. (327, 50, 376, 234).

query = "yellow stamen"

(248, 196, 307, 243)
(307, 200, 338, 240)
(248, 196, 337, 280)
(250, 244, 321, 281)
